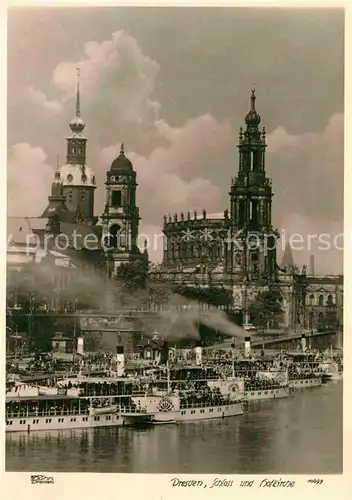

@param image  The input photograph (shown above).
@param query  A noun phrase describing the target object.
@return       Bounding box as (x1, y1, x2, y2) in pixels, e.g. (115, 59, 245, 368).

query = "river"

(6, 380, 342, 474)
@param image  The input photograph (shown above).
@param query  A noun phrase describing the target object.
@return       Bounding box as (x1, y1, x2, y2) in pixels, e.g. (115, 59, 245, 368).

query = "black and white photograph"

(5, 5, 343, 477)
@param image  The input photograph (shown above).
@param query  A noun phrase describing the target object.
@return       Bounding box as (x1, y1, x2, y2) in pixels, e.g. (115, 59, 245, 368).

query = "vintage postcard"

(3, 1, 349, 499)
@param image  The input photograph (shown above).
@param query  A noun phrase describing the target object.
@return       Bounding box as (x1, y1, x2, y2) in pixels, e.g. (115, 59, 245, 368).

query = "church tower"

(101, 144, 141, 276)
(229, 90, 277, 280)
(43, 69, 97, 225)
(42, 157, 68, 219)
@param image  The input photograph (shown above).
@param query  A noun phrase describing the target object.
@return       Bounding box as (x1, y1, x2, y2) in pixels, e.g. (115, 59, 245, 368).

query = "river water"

(6, 381, 342, 474)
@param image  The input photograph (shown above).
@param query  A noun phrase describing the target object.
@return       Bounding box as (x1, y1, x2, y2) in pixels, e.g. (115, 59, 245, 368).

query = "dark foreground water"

(6, 381, 342, 474)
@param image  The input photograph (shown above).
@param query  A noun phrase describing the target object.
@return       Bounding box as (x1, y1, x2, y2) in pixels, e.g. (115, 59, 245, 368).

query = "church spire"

(245, 88, 261, 127)
(281, 239, 295, 270)
(76, 67, 81, 118)
(53, 154, 61, 184)
(250, 88, 256, 111)
(69, 67, 85, 135)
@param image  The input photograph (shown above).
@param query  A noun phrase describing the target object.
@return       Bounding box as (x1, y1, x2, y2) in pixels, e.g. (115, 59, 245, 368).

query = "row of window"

(180, 407, 230, 416)
(307, 294, 335, 306)
(295, 380, 318, 385)
(244, 390, 278, 396)
(70, 147, 84, 155)
(166, 245, 224, 259)
(6, 415, 114, 425)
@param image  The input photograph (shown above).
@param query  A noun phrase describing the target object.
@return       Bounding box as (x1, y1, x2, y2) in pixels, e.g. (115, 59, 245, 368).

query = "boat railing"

(179, 399, 233, 409)
(81, 392, 146, 398)
(288, 373, 321, 380)
(117, 406, 148, 415)
(5, 407, 90, 419)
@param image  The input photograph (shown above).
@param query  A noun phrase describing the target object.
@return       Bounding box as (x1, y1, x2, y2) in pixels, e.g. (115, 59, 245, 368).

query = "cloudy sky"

(7, 7, 344, 273)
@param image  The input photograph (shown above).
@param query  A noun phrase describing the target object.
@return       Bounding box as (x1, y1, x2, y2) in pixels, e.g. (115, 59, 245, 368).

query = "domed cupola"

(245, 89, 261, 127)
(69, 116, 85, 135)
(110, 143, 134, 173)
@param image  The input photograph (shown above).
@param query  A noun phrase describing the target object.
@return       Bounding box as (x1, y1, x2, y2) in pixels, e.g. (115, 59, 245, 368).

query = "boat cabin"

(51, 332, 74, 354)
(137, 338, 168, 364)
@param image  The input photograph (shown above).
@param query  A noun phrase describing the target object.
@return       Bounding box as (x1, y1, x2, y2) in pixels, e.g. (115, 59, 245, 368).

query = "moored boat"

(5, 376, 155, 433)
(131, 393, 244, 424)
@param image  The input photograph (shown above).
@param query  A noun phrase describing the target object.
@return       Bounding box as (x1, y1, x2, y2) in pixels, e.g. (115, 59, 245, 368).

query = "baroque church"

(150, 90, 343, 333)
(6, 75, 343, 333)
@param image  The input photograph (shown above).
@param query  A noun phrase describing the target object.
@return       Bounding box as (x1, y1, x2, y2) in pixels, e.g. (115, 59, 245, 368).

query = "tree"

(173, 285, 232, 308)
(115, 259, 149, 293)
(149, 284, 173, 308)
(249, 284, 283, 329)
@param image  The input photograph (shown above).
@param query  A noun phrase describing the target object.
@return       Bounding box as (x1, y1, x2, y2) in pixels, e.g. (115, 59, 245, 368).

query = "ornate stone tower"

(43, 69, 97, 225)
(101, 144, 141, 276)
(229, 90, 277, 281)
(42, 157, 68, 219)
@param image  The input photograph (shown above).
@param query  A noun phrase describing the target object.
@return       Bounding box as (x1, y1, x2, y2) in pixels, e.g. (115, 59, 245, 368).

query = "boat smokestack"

(195, 341, 202, 366)
(115, 345, 125, 376)
(244, 336, 251, 358)
(77, 336, 84, 356)
(309, 255, 315, 276)
(301, 334, 307, 353)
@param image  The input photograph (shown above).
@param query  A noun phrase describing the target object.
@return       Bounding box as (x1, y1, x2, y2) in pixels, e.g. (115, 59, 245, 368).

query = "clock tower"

(229, 90, 278, 281)
(101, 144, 141, 277)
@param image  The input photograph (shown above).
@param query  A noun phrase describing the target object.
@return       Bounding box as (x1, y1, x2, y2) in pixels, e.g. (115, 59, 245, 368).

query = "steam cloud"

(7, 251, 247, 349)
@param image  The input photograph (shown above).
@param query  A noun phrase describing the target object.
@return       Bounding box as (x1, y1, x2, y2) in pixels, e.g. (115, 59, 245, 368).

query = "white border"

(1, 1, 350, 498)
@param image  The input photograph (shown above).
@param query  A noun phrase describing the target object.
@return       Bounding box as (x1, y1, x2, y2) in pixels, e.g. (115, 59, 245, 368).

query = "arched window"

(108, 224, 121, 249)
(308, 294, 314, 306)
(318, 295, 324, 307)
(327, 294, 333, 306)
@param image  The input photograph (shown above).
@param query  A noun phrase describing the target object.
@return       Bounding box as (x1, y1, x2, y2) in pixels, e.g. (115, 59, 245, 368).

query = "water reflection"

(6, 382, 342, 474)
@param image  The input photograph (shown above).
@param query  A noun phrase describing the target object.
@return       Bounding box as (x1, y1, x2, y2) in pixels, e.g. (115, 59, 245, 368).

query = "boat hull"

(243, 387, 291, 401)
(6, 413, 124, 433)
(290, 377, 322, 389)
(151, 402, 243, 424)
